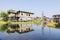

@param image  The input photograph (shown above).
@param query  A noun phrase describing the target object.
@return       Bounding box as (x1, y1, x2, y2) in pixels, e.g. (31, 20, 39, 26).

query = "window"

(26, 14, 30, 16)
(29, 14, 30, 16)
(21, 13, 23, 15)
(54, 16, 56, 17)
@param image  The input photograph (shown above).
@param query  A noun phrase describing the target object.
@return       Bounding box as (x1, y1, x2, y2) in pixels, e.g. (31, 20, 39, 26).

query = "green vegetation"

(0, 21, 7, 25)
(55, 23, 60, 27)
(34, 19, 41, 25)
(9, 21, 33, 24)
(7, 9, 15, 12)
(0, 24, 8, 32)
(47, 22, 60, 28)
(7, 20, 33, 24)
(0, 12, 8, 21)
(46, 22, 60, 28)
(0, 21, 33, 24)
(46, 22, 57, 28)
(0, 9, 15, 21)
(0, 20, 41, 25)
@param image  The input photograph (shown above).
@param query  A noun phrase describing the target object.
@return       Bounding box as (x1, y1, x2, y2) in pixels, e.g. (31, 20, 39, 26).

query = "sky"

(0, 0, 60, 17)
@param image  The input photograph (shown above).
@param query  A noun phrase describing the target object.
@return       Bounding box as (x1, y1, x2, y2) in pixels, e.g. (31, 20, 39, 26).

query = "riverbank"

(0, 20, 41, 24)
(46, 22, 57, 28)
(0, 21, 7, 25)
(9, 21, 33, 24)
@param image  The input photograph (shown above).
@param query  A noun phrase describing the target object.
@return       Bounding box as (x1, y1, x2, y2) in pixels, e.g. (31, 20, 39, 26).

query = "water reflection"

(41, 25, 45, 36)
(0, 24, 34, 34)
(0, 24, 8, 32)
(0, 23, 60, 40)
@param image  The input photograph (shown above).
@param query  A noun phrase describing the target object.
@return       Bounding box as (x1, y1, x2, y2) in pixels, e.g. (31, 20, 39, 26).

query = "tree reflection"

(0, 24, 8, 32)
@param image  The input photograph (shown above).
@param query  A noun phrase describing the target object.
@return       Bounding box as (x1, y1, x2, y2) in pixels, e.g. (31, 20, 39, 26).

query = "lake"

(0, 24, 60, 40)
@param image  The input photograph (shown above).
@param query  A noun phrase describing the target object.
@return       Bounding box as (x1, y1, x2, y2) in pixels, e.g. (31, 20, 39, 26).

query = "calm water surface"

(0, 24, 60, 40)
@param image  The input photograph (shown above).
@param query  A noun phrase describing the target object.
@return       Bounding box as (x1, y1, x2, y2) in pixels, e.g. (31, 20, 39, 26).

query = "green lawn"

(10, 21, 33, 24)
(0, 21, 7, 25)
(0, 21, 33, 24)
(46, 22, 57, 28)
(34, 20, 41, 25)
(0, 20, 41, 25)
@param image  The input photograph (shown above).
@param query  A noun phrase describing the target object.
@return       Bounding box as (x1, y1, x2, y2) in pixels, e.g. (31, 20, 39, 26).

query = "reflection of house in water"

(7, 24, 33, 33)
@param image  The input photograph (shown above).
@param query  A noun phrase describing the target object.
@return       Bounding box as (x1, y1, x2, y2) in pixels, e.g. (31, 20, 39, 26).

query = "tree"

(0, 9, 15, 21)
(0, 12, 8, 21)
(7, 9, 15, 12)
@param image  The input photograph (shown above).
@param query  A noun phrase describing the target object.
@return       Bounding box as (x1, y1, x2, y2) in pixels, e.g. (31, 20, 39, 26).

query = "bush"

(56, 23, 60, 27)
(46, 22, 57, 28)
(34, 20, 41, 25)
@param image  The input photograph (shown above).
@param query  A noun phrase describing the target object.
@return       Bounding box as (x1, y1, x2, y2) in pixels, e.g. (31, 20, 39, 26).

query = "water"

(0, 24, 60, 40)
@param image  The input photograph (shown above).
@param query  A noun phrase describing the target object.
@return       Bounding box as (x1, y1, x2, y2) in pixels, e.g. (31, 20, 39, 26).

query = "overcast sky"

(0, 0, 60, 17)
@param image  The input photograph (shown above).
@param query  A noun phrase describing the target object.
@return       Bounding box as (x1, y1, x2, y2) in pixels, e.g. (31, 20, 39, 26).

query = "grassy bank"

(0, 21, 7, 25)
(34, 20, 41, 25)
(0, 20, 41, 25)
(0, 21, 33, 24)
(46, 22, 57, 28)
(10, 21, 33, 24)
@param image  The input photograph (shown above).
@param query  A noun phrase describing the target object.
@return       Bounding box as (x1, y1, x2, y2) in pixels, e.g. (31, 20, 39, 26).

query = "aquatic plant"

(34, 19, 41, 25)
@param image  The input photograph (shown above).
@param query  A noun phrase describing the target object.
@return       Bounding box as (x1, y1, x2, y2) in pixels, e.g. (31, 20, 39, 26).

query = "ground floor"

(9, 16, 33, 21)
(53, 18, 60, 23)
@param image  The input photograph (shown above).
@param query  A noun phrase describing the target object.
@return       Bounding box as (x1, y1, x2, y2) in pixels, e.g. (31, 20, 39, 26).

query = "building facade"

(53, 14, 60, 23)
(8, 10, 34, 21)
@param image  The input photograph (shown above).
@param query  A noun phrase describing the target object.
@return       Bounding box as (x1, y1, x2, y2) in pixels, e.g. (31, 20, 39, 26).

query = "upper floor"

(53, 14, 60, 18)
(8, 10, 34, 18)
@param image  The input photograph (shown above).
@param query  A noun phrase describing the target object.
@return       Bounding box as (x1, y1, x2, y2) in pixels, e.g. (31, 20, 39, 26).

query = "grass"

(0, 21, 7, 25)
(34, 19, 41, 25)
(46, 22, 57, 28)
(0, 21, 33, 24)
(0, 20, 59, 28)
(0, 20, 42, 25)
(10, 21, 33, 24)
(55, 23, 60, 27)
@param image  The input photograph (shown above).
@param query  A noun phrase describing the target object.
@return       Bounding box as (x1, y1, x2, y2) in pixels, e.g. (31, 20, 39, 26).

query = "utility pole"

(41, 11, 45, 38)
(41, 11, 44, 25)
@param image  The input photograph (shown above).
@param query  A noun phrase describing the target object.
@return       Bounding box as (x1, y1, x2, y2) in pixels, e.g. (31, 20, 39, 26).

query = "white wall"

(9, 13, 15, 17)
(19, 12, 34, 21)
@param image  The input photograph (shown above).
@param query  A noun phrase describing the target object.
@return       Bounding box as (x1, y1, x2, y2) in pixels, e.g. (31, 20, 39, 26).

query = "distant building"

(34, 16, 41, 20)
(42, 16, 53, 24)
(53, 14, 60, 23)
(8, 10, 34, 21)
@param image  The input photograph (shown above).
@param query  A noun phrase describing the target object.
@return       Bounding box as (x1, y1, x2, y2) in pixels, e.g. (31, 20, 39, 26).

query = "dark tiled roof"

(17, 10, 34, 14)
(8, 10, 34, 14)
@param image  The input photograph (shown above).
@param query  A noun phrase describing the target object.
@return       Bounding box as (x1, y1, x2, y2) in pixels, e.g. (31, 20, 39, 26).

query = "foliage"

(0, 12, 8, 21)
(0, 24, 8, 32)
(34, 19, 41, 25)
(46, 22, 57, 28)
(56, 23, 60, 27)
(0, 21, 7, 24)
(7, 9, 15, 12)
